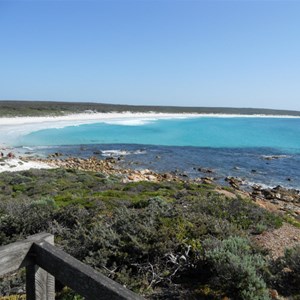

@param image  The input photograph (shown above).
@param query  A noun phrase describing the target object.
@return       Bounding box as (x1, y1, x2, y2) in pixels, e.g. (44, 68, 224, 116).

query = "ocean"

(15, 116, 300, 189)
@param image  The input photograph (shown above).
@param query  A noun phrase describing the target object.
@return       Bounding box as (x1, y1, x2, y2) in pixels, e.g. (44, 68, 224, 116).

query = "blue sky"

(0, 0, 300, 110)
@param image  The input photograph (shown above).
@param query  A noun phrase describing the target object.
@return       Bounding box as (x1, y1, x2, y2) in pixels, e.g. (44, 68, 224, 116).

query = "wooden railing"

(0, 233, 144, 300)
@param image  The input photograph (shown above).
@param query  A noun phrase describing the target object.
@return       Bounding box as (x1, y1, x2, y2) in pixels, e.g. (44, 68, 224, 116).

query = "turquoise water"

(17, 117, 300, 152)
(16, 117, 300, 188)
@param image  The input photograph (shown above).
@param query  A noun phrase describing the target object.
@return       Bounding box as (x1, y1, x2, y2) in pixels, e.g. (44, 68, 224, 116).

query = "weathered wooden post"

(0, 233, 55, 300)
(25, 234, 55, 300)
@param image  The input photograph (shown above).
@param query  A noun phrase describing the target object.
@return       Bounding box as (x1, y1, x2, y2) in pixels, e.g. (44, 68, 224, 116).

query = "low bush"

(204, 236, 270, 300)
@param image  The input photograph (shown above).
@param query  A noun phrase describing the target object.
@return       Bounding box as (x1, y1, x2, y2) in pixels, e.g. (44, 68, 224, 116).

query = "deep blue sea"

(16, 117, 300, 189)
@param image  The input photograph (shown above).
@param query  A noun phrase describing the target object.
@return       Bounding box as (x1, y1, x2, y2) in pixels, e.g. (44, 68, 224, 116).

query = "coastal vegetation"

(1, 100, 300, 117)
(0, 168, 299, 299)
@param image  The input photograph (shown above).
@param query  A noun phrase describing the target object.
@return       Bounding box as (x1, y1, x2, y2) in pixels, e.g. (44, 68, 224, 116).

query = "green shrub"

(0, 198, 55, 245)
(30, 197, 57, 209)
(204, 236, 270, 300)
(284, 244, 300, 280)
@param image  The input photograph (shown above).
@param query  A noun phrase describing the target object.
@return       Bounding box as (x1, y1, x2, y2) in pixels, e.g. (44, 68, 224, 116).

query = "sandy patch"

(253, 223, 300, 259)
(0, 158, 54, 173)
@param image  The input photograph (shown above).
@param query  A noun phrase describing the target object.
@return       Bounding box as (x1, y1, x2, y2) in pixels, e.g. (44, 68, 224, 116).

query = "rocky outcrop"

(31, 156, 179, 183)
(251, 185, 300, 218)
(225, 176, 244, 190)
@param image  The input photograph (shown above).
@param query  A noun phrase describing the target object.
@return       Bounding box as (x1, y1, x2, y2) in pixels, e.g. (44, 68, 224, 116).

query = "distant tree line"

(0, 100, 300, 117)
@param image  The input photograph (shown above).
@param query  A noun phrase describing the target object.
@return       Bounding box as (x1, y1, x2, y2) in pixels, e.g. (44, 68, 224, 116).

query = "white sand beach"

(0, 157, 55, 173)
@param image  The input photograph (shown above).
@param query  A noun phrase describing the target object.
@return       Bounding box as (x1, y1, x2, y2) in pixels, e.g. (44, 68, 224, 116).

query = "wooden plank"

(26, 234, 55, 300)
(33, 241, 144, 300)
(0, 233, 53, 276)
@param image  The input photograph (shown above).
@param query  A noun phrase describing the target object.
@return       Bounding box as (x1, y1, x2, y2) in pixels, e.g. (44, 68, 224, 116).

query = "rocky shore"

(225, 176, 300, 215)
(24, 155, 180, 183)
(23, 155, 300, 217)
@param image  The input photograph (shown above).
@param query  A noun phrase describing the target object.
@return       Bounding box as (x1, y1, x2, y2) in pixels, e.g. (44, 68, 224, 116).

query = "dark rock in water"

(251, 169, 257, 173)
(93, 151, 101, 155)
(179, 172, 188, 178)
(263, 156, 275, 160)
(155, 155, 161, 159)
(262, 155, 288, 160)
(225, 176, 243, 183)
(197, 167, 214, 173)
(48, 152, 63, 158)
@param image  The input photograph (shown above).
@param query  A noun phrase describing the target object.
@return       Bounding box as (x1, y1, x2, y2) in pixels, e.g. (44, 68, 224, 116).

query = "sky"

(0, 0, 300, 111)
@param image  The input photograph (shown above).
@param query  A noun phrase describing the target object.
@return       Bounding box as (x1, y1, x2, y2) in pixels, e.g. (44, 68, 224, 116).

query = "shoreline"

(2, 142, 299, 190)
(1, 111, 300, 147)
(13, 154, 300, 220)
(1, 111, 300, 126)
(0, 149, 297, 190)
